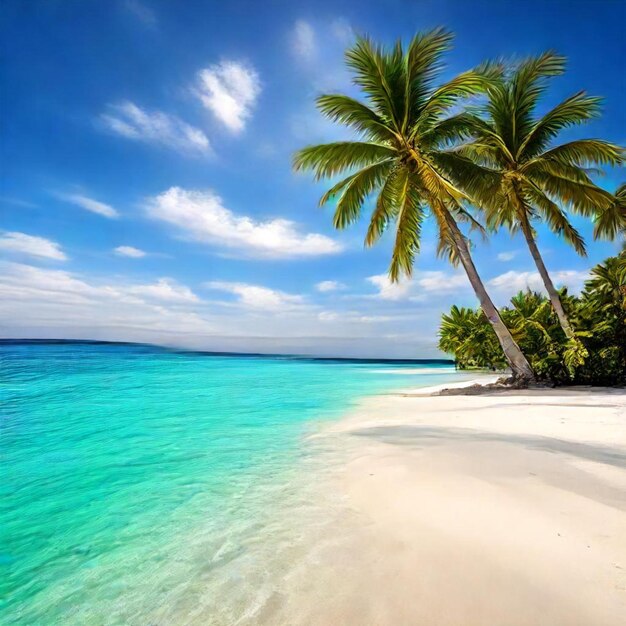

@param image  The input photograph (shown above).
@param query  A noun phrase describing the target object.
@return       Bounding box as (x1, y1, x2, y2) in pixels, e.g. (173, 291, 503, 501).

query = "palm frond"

(449, 142, 504, 168)
(531, 169, 614, 214)
(318, 159, 395, 206)
(538, 139, 624, 167)
(389, 172, 424, 280)
(518, 92, 602, 159)
(431, 151, 502, 209)
(420, 112, 478, 147)
(416, 69, 493, 133)
(431, 202, 461, 266)
(524, 182, 587, 255)
(345, 36, 403, 131)
(365, 165, 402, 246)
(293, 141, 396, 180)
(402, 27, 454, 131)
(508, 51, 566, 145)
(454, 114, 516, 164)
(521, 157, 599, 184)
(593, 183, 626, 240)
(332, 161, 394, 229)
(316, 94, 398, 142)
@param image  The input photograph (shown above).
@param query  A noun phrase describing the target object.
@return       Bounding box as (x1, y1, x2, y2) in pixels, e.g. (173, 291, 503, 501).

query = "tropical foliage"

(293, 27, 625, 385)
(436, 53, 624, 339)
(438, 254, 626, 385)
(594, 183, 626, 246)
(293, 28, 534, 380)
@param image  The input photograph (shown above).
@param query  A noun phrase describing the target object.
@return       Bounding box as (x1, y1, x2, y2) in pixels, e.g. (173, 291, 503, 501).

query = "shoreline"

(260, 381, 626, 625)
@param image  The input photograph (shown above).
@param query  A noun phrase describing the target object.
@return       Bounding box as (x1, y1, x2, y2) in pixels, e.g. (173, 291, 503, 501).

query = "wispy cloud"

(100, 102, 210, 156)
(126, 277, 198, 303)
(114, 245, 146, 258)
(497, 251, 519, 262)
(291, 20, 316, 61)
(123, 0, 157, 28)
(318, 310, 394, 324)
(488, 269, 589, 296)
(0, 197, 38, 209)
(330, 18, 354, 44)
(367, 271, 469, 301)
(0, 263, 198, 306)
(0, 261, 444, 357)
(145, 187, 343, 259)
(57, 192, 119, 219)
(195, 60, 261, 133)
(367, 274, 414, 301)
(206, 281, 306, 312)
(0, 262, 208, 341)
(0, 232, 67, 261)
(315, 280, 346, 293)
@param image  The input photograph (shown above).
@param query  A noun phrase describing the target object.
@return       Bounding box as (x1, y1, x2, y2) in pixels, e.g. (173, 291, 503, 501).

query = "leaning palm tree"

(293, 29, 534, 380)
(442, 52, 624, 339)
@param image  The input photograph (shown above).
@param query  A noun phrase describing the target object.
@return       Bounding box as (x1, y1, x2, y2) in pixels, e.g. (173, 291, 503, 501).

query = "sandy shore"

(263, 381, 626, 625)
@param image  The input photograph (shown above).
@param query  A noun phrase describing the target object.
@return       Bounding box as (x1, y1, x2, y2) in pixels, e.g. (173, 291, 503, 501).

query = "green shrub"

(438, 253, 626, 385)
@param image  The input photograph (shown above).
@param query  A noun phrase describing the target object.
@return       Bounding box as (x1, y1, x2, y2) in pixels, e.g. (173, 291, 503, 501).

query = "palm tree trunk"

(445, 214, 535, 381)
(519, 213, 575, 339)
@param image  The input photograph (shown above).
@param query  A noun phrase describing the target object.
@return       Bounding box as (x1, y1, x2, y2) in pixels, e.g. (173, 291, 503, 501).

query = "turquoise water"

(1, 341, 461, 624)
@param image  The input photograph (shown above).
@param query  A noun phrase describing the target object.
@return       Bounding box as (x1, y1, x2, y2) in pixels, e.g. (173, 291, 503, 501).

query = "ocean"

(1, 340, 465, 624)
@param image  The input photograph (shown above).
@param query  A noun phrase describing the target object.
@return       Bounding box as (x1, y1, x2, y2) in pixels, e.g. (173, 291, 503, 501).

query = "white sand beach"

(263, 381, 626, 625)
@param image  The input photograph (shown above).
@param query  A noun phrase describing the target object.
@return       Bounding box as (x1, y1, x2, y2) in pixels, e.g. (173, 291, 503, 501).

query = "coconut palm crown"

(441, 52, 625, 338)
(293, 28, 534, 380)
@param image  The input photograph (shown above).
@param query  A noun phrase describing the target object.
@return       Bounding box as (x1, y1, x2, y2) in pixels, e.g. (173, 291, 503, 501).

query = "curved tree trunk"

(446, 214, 535, 381)
(519, 213, 575, 339)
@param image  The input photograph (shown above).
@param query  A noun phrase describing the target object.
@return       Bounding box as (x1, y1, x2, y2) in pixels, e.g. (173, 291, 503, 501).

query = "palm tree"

(293, 29, 534, 380)
(441, 52, 624, 339)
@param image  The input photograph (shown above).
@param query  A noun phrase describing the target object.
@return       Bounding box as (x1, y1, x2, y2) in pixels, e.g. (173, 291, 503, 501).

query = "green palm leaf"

(293, 141, 396, 180)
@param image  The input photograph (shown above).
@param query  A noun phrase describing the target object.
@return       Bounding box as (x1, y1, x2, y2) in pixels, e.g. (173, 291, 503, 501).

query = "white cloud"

(488, 269, 589, 296)
(114, 245, 146, 258)
(0, 263, 215, 345)
(415, 271, 468, 294)
(368, 270, 470, 301)
(497, 251, 518, 262)
(0, 261, 447, 358)
(292, 20, 316, 61)
(318, 310, 393, 324)
(123, 0, 157, 28)
(0, 262, 198, 306)
(0, 232, 67, 261)
(317, 310, 339, 322)
(127, 278, 199, 303)
(367, 274, 413, 301)
(206, 281, 305, 311)
(57, 192, 119, 219)
(316, 280, 345, 293)
(145, 187, 343, 259)
(195, 61, 261, 133)
(100, 102, 210, 156)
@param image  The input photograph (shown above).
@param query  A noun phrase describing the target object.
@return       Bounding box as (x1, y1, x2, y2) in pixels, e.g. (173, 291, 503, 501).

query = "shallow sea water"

(1, 341, 466, 624)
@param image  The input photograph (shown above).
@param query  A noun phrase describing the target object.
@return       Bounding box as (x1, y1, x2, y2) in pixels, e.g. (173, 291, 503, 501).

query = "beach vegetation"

(293, 28, 534, 381)
(437, 52, 624, 341)
(438, 253, 626, 385)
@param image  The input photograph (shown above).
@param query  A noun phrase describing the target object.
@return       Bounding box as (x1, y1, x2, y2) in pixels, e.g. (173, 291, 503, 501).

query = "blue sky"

(1, 0, 624, 357)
